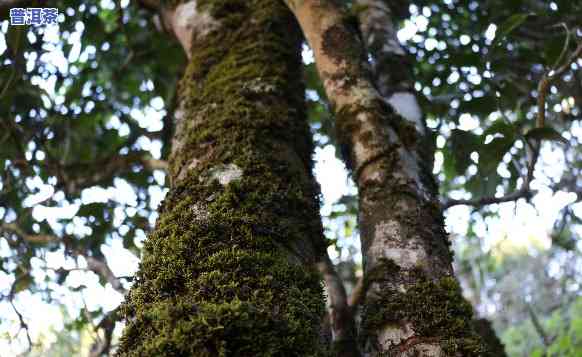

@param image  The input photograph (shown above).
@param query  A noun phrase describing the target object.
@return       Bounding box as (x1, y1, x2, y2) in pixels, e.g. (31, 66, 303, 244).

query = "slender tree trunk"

(284, 0, 484, 355)
(356, 2, 507, 355)
(118, 1, 327, 355)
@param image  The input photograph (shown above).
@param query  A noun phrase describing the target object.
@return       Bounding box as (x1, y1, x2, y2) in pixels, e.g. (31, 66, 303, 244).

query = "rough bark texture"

(117, 1, 327, 355)
(317, 255, 359, 356)
(357, 2, 506, 356)
(471, 319, 507, 357)
(284, 0, 484, 355)
(355, 0, 434, 166)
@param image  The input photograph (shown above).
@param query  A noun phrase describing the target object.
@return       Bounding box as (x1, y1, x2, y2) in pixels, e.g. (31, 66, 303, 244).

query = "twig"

(526, 304, 552, 347)
(348, 276, 364, 307)
(9, 273, 34, 353)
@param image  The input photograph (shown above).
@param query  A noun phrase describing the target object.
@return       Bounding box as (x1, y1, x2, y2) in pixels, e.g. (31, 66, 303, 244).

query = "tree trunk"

(117, 1, 327, 355)
(284, 0, 484, 355)
(356, 2, 506, 355)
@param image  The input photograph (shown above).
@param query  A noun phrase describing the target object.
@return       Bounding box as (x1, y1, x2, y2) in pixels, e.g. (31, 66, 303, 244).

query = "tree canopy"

(1, 0, 581, 355)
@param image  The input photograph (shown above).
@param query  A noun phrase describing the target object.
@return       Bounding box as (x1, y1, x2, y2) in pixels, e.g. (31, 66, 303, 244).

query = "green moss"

(472, 318, 507, 357)
(117, 1, 327, 355)
(361, 259, 484, 356)
(321, 23, 361, 65)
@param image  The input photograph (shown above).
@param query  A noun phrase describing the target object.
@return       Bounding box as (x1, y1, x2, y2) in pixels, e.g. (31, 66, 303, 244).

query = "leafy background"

(0, 0, 581, 355)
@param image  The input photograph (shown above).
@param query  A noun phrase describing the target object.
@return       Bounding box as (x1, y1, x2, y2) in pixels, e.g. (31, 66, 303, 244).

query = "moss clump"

(117, 0, 327, 356)
(321, 23, 362, 66)
(472, 318, 507, 357)
(361, 260, 484, 356)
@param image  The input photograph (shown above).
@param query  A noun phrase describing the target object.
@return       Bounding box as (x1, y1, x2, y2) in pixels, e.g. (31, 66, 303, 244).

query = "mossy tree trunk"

(118, 1, 328, 355)
(356, 2, 507, 355)
(284, 0, 485, 355)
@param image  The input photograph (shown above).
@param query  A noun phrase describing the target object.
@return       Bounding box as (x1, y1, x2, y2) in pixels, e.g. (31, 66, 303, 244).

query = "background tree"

(1, 0, 581, 356)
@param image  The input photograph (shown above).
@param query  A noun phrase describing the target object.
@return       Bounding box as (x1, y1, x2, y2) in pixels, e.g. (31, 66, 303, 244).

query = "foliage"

(0, 0, 581, 355)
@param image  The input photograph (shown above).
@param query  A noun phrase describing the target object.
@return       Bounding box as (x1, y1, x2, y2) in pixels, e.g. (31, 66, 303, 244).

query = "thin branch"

(1, 224, 127, 294)
(1, 223, 60, 245)
(316, 254, 359, 357)
(348, 276, 364, 307)
(526, 304, 552, 347)
(442, 187, 535, 210)
(83, 255, 127, 295)
(443, 36, 582, 210)
(9, 299, 33, 353)
(9, 273, 34, 353)
(537, 40, 582, 128)
(55, 152, 167, 195)
(89, 309, 119, 357)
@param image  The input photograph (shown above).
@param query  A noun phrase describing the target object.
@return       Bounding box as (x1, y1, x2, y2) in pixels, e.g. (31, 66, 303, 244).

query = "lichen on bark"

(361, 259, 484, 356)
(117, 1, 327, 355)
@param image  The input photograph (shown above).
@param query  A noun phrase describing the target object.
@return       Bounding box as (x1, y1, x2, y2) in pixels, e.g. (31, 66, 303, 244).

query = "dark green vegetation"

(1, 0, 581, 356)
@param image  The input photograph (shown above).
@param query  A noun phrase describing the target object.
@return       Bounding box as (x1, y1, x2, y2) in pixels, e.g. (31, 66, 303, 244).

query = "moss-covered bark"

(117, 1, 327, 355)
(282, 0, 486, 355)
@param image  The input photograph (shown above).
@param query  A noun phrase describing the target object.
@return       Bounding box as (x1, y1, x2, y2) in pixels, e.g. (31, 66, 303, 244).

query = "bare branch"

(526, 304, 553, 347)
(56, 152, 167, 195)
(537, 39, 582, 128)
(9, 272, 34, 353)
(84, 255, 127, 295)
(1, 224, 127, 294)
(316, 254, 358, 356)
(89, 309, 119, 357)
(348, 276, 364, 307)
(442, 188, 535, 210)
(1, 223, 60, 245)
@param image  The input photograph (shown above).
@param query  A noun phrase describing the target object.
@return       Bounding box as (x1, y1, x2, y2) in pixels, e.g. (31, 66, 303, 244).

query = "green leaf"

(525, 127, 568, 144)
(492, 13, 531, 47)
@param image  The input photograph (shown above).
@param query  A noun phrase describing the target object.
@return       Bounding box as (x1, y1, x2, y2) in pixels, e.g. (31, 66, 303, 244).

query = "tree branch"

(443, 37, 582, 210)
(442, 187, 535, 210)
(1, 224, 127, 295)
(526, 304, 552, 347)
(8, 271, 34, 353)
(1, 223, 60, 245)
(348, 276, 364, 307)
(316, 254, 358, 356)
(89, 308, 120, 357)
(83, 255, 127, 295)
(55, 152, 167, 195)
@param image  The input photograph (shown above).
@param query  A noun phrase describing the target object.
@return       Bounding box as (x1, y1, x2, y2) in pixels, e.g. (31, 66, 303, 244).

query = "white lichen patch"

(170, 1, 221, 57)
(370, 220, 428, 269)
(381, 39, 406, 56)
(204, 163, 243, 186)
(190, 203, 210, 221)
(243, 79, 277, 94)
(395, 147, 428, 197)
(387, 92, 424, 134)
(378, 322, 414, 350)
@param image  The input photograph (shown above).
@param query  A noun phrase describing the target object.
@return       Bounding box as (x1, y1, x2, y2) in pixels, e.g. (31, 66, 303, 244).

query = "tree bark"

(284, 0, 484, 355)
(117, 1, 327, 355)
(356, 2, 507, 355)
